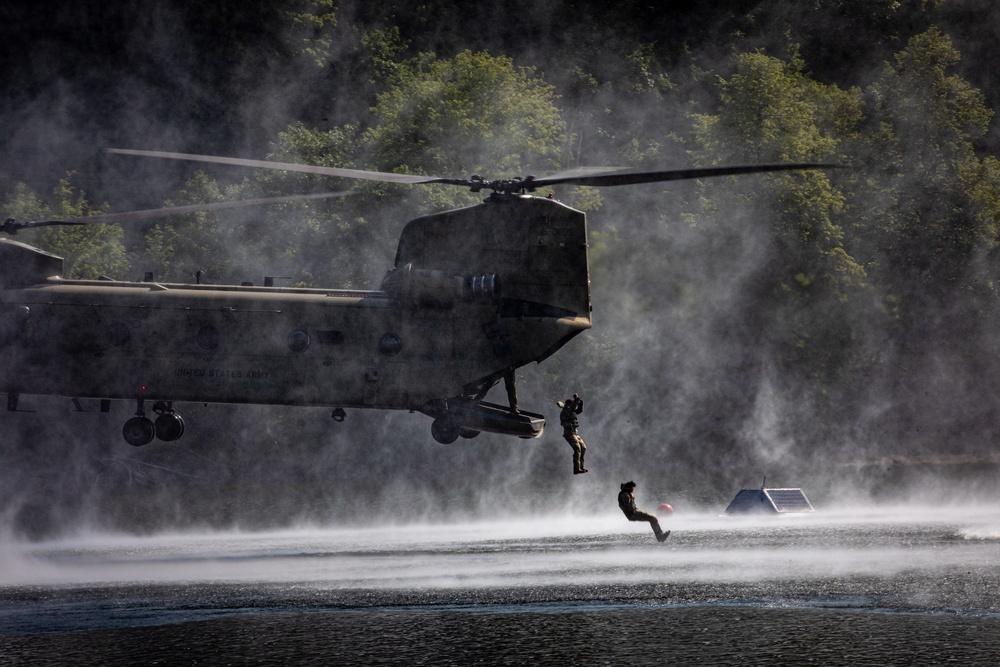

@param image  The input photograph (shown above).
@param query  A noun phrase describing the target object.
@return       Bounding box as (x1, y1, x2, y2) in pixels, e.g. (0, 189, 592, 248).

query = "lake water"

(2, 506, 1000, 664)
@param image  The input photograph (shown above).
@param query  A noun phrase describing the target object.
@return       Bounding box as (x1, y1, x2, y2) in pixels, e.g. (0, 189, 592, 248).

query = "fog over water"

(3, 505, 999, 591)
(3, 504, 1000, 666)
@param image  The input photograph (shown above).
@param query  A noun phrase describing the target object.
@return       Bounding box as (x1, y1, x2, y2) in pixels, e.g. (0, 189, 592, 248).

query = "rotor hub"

(468, 175, 539, 195)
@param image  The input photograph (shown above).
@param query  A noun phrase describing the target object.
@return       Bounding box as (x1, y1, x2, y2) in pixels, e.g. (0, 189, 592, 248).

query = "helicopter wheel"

(459, 428, 480, 439)
(123, 417, 156, 447)
(154, 412, 185, 441)
(431, 418, 460, 444)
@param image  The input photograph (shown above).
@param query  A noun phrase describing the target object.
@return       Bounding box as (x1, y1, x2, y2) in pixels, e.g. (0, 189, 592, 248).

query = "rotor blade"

(533, 167, 629, 181)
(106, 148, 464, 186)
(527, 163, 838, 189)
(106, 148, 837, 193)
(2, 190, 350, 234)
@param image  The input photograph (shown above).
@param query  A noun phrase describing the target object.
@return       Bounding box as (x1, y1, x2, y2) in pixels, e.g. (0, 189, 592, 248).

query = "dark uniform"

(618, 481, 669, 542)
(558, 394, 587, 474)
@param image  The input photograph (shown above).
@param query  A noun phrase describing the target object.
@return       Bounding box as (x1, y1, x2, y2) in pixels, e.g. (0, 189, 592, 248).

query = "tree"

(364, 49, 566, 180)
(2, 179, 129, 280)
(690, 50, 867, 381)
(861, 27, 999, 321)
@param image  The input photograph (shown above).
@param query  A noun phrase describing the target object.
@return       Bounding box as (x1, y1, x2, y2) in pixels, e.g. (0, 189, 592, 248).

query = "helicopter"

(1, 149, 827, 446)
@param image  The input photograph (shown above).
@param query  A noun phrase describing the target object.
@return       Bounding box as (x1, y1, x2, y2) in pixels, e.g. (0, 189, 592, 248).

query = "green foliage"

(142, 172, 230, 283)
(288, 0, 338, 68)
(623, 43, 676, 97)
(2, 182, 47, 222)
(365, 50, 566, 178)
(694, 50, 862, 164)
(868, 27, 991, 169)
(693, 50, 866, 298)
(860, 28, 1000, 319)
(685, 49, 874, 386)
(2, 179, 129, 280)
(360, 27, 408, 86)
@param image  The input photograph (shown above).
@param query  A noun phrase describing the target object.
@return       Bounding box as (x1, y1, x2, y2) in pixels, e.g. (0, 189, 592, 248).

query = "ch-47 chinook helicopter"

(1, 149, 827, 446)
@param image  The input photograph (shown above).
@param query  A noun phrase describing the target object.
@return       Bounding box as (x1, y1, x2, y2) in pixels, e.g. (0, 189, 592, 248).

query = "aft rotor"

(467, 175, 542, 195)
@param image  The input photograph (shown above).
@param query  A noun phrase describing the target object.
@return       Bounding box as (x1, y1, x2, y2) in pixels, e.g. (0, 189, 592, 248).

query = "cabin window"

(197, 325, 221, 350)
(288, 329, 311, 353)
(106, 322, 131, 347)
(379, 332, 402, 356)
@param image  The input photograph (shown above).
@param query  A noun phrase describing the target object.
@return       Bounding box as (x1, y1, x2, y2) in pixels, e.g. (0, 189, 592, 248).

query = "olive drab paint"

(0, 194, 591, 445)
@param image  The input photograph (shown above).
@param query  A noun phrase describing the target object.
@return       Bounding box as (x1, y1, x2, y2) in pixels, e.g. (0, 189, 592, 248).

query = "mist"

(3, 1, 1000, 541)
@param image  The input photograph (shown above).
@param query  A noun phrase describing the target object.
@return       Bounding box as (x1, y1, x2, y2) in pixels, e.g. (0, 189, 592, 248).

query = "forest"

(2, 0, 1000, 537)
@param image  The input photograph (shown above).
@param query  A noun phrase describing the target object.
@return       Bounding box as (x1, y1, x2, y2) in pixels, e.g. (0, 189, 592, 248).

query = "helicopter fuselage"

(1, 194, 592, 444)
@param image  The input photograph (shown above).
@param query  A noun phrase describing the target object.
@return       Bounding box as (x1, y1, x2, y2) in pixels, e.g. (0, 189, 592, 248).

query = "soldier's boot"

(653, 522, 670, 542)
(652, 521, 670, 542)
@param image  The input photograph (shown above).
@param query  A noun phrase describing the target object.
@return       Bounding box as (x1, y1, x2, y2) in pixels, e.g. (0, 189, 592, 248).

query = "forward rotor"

(2, 191, 350, 234)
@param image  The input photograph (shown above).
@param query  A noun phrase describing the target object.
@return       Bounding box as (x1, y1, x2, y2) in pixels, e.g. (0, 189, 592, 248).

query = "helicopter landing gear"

(123, 416, 155, 446)
(431, 418, 460, 444)
(122, 399, 185, 446)
(151, 401, 185, 442)
(459, 428, 480, 439)
(154, 413, 185, 441)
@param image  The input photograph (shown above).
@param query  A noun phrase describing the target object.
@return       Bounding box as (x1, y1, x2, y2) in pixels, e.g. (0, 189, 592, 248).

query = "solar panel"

(763, 488, 815, 513)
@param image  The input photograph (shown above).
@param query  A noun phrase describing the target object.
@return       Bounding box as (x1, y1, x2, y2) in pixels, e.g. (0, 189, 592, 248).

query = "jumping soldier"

(618, 480, 670, 542)
(558, 393, 587, 474)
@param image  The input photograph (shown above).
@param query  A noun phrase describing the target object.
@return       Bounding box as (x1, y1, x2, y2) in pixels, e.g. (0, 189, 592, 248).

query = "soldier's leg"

(563, 432, 583, 473)
(504, 369, 518, 413)
(577, 435, 587, 469)
(572, 441, 584, 472)
(631, 510, 664, 538)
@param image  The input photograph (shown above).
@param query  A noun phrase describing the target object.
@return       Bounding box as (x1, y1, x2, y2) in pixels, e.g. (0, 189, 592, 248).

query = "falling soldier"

(558, 393, 587, 474)
(618, 480, 670, 542)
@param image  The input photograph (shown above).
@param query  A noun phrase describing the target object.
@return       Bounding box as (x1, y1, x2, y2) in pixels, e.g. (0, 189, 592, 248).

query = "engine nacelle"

(0, 238, 63, 290)
(381, 263, 500, 307)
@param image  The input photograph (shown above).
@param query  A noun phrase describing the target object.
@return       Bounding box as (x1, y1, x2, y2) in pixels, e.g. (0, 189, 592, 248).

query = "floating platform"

(725, 487, 815, 514)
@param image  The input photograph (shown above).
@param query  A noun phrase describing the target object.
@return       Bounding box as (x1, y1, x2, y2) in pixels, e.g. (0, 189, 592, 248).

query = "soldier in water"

(618, 480, 670, 542)
(558, 393, 587, 474)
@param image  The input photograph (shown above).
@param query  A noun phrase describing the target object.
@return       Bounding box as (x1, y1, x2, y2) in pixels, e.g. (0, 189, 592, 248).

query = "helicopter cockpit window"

(379, 332, 402, 356)
(288, 329, 311, 353)
(197, 325, 221, 350)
